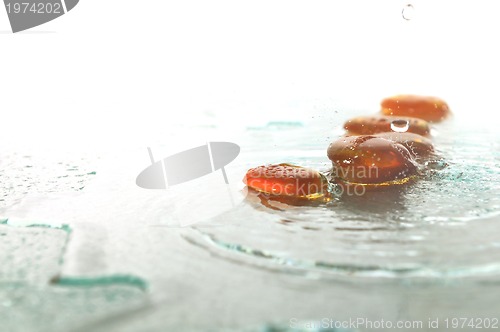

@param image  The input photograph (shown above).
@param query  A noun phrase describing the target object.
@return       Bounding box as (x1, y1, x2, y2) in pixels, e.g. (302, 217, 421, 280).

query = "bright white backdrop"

(1, 0, 500, 151)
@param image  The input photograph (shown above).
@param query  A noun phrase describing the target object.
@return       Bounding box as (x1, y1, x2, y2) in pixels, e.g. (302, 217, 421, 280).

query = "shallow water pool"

(2, 103, 500, 331)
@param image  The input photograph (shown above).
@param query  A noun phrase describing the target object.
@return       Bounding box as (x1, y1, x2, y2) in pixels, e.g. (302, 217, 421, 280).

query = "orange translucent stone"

(344, 115, 430, 136)
(327, 136, 418, 185)
(243, 163, 327, 199)
(381, 95, 450, 122)
(374, 132, 434, 158)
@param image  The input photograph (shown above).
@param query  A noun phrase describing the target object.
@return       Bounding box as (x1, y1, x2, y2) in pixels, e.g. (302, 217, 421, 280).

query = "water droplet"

(402, 4, 414, 20)
(390, 119, 410, 133)
(425, 160, 448, 170)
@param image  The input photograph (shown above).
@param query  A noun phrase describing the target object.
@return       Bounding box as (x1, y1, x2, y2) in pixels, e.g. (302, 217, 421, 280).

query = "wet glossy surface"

(327, 136, 418, 185)
(243, 164, 327, 199)
(373, 132, 435, 159)
(2, 111, 500, 332)
(344, 115, 430, 136)
(381, 95, 451, 122)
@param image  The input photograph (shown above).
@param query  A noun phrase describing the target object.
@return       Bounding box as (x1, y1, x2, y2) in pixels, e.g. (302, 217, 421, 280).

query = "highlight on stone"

(344, 115, 430, 137)
(381, 95, 451, 122)
(327, 136, 418, 186)
(243, 94, 450, 205)
(243, 163, 328, 200)
(373, 132, 434, 159)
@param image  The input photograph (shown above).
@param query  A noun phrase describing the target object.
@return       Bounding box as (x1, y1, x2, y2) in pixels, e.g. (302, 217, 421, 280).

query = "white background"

(1, 4, 500, 331)
(1, 0, 500, 151)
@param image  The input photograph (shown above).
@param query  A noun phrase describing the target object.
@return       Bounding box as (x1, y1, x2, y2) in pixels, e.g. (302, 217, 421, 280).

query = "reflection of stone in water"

(338, 185, 408, 215)
(245, 188, 328, 212)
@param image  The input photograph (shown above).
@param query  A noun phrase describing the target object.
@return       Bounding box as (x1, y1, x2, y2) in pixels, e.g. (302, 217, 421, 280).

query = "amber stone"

(374, 132, 434, 158)
(381, 95, 450, 122)
(243, 163, 327, 199)
(327, 136, 418, 185)
(344, 115, 430, 136)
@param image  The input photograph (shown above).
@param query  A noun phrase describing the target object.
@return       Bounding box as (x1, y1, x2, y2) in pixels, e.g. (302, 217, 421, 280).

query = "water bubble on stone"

(391, 119, 410, 133)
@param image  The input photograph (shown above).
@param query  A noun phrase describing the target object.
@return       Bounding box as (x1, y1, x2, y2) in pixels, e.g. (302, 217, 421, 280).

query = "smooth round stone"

(327, 136, 418, 185)
(381, 94, 451, 122)
(344, 115, 430, 136)
(374, 132, 434, 158)
(243, 163, 327, 199)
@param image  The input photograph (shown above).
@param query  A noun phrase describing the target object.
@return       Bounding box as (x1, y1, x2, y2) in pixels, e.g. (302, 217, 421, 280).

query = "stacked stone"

(244, 95, 450, 205)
